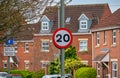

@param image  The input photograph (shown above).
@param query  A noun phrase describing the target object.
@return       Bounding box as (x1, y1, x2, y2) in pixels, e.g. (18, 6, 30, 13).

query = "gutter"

(91, 26, 120, 32)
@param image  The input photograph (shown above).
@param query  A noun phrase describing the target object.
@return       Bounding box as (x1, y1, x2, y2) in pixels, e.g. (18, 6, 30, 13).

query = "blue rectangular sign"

(5, 37, 14, 46)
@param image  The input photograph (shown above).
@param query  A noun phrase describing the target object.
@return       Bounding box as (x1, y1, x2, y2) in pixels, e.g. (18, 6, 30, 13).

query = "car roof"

(42, 74, 61, 78)
(42, 74, 72, 78)
(0, 72, 8, 74)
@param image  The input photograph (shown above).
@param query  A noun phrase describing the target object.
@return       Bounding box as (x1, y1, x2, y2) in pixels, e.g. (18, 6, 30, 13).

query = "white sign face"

(52, 28, 72, 48)
(4, 47, 15, 56)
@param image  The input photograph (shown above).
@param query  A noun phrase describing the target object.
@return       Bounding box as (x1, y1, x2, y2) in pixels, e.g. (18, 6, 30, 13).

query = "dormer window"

(65, 17, 71, 24)
(80, 20, 87, 29)
(41, 22, 49, 30)
(40, 15, 53, 33)
(78, 13, 92, 33)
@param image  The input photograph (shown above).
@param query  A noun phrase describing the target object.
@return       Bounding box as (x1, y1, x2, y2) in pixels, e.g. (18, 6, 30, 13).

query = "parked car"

(0, 72, 8, 78)
(42, 74, 72, 78)
(42, 74, 60, 78)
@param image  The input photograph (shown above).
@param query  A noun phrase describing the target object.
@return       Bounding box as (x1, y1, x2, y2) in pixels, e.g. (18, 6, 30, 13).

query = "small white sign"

(4, 47, 15, 56)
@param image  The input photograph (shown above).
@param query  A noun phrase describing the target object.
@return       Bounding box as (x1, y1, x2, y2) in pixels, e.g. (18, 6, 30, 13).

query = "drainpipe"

(119, 29, 120, 78)
(92, 32, 94, 67)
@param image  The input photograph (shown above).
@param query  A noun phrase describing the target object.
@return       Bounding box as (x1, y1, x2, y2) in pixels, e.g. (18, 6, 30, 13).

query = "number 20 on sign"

(52, 28, 73, 49)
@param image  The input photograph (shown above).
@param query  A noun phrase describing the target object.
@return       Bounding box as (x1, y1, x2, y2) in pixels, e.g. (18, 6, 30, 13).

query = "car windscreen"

(0, 73, 7, 77)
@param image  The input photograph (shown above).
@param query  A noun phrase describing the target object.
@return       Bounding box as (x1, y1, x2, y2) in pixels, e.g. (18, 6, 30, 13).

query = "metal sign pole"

(8, 56, 10, 74)
(60, 0, 65, 78)
(5, 37, 14, 77)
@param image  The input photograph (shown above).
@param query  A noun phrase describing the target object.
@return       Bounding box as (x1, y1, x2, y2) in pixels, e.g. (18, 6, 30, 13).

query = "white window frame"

(25, 42, 29, 53)
(41, 61, 49, 68)
(79, 40, 88, 51)
(96, 32, 100, 45)
(81, 60, 88, 65)
(14, 42, 18, 53)
(41, 41, 49, 52)
(97, 63, 100, 78)
(80, 20, 87, 29)
(112, 30, 116, 45)
(65, 17, 71, 23)
(104, 31, 107, 44)
(24, 60, 30, 70)
(2, 60, 7, 68)
(112, 62, 118, 78)
(41, 22, 49, 30)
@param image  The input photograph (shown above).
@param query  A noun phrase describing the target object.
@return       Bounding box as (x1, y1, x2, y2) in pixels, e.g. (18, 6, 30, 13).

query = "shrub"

(32, 69, 45, 78)
(10, 70, 33, 78)
(75, 67, 97, 78)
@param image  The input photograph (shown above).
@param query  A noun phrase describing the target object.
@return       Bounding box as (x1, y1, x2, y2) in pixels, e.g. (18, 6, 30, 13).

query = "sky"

(68, 0, 120, 13)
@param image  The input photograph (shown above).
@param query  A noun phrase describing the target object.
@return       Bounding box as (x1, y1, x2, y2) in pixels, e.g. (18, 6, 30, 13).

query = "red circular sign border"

(52, 28, 73, 49)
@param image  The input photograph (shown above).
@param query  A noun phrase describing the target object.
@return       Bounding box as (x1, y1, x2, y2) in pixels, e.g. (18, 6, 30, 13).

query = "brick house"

(0, 4, 111, 71)
(91, 8, 120, 78)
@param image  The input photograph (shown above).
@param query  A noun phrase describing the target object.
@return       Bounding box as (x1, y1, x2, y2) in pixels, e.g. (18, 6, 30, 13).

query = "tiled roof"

(93, 53, 107, 61)
(14, 26, 33, 41)
(92, 8, 120, 30)
(14, 4, 111, 41)
(14, 23, 40, 41)
(41, 4, 111, 33)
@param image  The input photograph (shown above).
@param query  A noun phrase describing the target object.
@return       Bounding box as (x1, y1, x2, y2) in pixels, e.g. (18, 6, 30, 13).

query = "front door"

(102, 62, 108, 78)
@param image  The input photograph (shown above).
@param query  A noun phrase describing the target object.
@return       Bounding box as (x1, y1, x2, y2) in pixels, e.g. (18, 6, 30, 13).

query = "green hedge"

(0, 69, 45, 78)
(32, 70, 45, 78)
(10, 70, 33, 78)
(75, 67, 97, 78)
(10, 69, 45, 78)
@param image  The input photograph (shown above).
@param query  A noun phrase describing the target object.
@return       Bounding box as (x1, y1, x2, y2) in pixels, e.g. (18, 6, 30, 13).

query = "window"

(41, 61, 49, 68)
(97, 63, 100, 77)
(25, 42, 29, 53)
(65, 17, 71, 23)
(14, 42, 17, 53)
(96, 32, 100, 45)
(41, 22, 49, 30)
(80, 20, 87, 29)
(112, 30, 116, 44)
(112, 62, 118, 78)
(79, 40, 88, 51)
(41, 41, 49, 52)
(2, 60, 7, 68)
(24, 60, 29, 70)
(81, 60, 88, 65)
(104, 31, 107, 44)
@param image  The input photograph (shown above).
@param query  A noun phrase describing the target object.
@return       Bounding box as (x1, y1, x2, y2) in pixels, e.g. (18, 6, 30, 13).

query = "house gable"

(78, 13, 89, 20)
(40, 15, 53, 33)
(78, 13, 92, 33)
(40, 15, 50, 22)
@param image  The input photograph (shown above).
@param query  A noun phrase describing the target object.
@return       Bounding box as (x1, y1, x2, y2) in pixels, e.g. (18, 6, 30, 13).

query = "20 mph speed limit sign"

(52, 28, 72, 49)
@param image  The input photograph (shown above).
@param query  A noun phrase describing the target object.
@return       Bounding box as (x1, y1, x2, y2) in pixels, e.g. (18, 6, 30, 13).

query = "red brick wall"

(0, 44, 3, 68)
(33, 34, 92, 70)
(72, 34, 92, 66)
(93, 29, 120, 78)
(33, 35, 59, 71)
(0, 33, 92, 71)
(14, 42, 34, 71)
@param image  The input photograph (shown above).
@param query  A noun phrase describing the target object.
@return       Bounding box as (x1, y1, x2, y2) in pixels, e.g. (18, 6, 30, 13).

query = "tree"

(65, 46, 77, 60)
(48, 59, 60, 74)
(49, 46, 85, 75)
(64, 46, 86, 75)
(0, 0, 55, 43)
(0, 0, 72, 43)
(65, 58, 80, 74)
